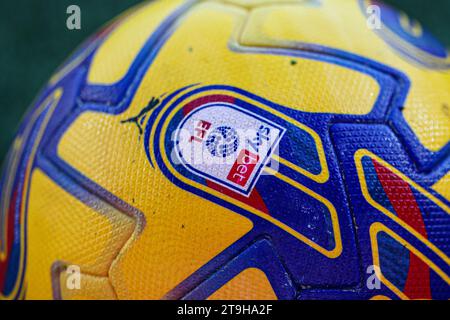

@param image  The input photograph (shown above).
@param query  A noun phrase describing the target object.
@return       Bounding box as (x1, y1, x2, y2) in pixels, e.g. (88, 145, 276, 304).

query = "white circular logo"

(205, 126, 240, 158)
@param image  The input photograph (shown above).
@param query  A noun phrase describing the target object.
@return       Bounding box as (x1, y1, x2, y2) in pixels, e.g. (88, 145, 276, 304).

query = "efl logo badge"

(149, 87, 339, 259)
(175, 102, 285, 196)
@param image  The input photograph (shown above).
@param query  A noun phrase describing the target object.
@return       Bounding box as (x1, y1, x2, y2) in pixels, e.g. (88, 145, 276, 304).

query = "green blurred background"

(0, 0, 449, 166)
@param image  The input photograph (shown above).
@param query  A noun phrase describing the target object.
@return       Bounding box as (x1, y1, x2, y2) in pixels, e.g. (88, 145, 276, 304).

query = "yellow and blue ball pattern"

(0, 0, 449, 300)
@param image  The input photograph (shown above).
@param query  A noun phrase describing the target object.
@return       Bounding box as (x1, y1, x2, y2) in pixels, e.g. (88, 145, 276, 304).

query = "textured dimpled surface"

(0, 0, 449, 300)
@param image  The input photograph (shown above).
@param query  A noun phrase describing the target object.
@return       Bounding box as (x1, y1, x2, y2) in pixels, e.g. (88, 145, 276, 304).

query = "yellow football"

(1, 0, 449, 300)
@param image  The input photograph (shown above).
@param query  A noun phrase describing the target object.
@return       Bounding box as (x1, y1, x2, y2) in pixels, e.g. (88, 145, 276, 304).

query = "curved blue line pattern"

(0, 0, 448, 299)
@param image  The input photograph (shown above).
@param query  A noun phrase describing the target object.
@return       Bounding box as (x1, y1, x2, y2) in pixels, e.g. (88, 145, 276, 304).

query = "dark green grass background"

(0, 0, 449, 165)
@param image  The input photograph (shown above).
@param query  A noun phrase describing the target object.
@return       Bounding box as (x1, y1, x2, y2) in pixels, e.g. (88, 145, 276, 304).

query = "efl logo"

(175, 102, 285, 196)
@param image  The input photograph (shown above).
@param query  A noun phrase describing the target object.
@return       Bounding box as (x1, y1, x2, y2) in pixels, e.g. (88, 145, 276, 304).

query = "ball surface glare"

(0, 0, 449, 300)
